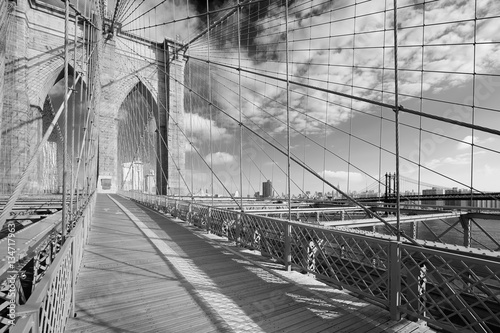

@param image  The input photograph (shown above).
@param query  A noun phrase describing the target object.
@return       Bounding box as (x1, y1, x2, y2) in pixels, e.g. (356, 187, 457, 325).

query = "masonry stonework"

(96, 34, 186, 195)
(0, 0, 186, 195)
(0, 0, 33, 193)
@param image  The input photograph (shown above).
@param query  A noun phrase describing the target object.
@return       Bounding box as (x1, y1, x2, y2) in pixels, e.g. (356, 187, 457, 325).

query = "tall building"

(262, 180, 272, 198)
(122, 161, 144, 191)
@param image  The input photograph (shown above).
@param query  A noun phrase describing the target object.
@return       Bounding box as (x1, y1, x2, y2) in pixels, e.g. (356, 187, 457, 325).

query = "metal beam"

(320, 212, 460, 228)
(465, 213, 500, 221)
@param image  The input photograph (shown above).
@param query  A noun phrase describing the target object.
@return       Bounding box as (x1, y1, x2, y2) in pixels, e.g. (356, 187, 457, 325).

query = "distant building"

(144, 169, 156, 194)
(445, 187, 461, 206)
(444, 187, 461, 195)
(122, 161, 144, 191)
(358, 190, 376, 198)
(422, 187, 444, 206)
(262, 180, 272, 198)
(422, 187, 444, 195)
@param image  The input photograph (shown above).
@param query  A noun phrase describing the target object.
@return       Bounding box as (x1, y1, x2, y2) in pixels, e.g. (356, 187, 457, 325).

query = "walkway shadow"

(110, 195, 425, 333)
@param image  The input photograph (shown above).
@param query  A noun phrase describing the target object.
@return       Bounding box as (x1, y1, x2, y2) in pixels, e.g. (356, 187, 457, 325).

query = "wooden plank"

(65, 195, 220, 333)
(66, 194, 435, 333)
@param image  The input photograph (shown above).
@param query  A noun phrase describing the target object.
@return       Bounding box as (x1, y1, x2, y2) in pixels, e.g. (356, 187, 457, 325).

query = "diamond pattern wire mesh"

(191, 204, 209, 228)
(210, 208, 238, 239)
(37, 244, 73, 333)
(177, 202, 190, 220)
(141, 196, 500, 332)
(239, 215, 285, 261)
(400, 244, 500, 333)
(161, 198, 175, 215)
(290, 225, 390, 304)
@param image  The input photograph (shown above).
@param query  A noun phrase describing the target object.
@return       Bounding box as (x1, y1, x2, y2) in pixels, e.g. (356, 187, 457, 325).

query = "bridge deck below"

(66, 194, 433, 333)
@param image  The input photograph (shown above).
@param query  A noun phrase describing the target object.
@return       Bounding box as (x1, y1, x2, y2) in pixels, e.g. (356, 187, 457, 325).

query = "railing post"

(460, 215, 471, 248)
(408, 261, 427, 321)
(235, 213, 241, 245)
(71, 238, 76, 317)
(284, 222, 292, 271)
(389, 240, 401, 320)
(207, 208, 212, 234)
(410, 221, 417, 239)
(188, 203, 192, 225)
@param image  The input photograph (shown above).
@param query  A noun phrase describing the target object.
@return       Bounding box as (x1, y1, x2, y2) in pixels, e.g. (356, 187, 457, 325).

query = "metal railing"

(124, 191, 500, 333)
(11, 195, 95, 333)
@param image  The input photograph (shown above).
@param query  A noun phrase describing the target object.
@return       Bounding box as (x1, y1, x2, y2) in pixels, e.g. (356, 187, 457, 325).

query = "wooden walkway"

(66, 194, 434, 333)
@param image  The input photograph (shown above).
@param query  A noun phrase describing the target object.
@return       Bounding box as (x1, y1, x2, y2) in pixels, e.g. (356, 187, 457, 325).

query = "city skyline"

(42, 0, 500, 198)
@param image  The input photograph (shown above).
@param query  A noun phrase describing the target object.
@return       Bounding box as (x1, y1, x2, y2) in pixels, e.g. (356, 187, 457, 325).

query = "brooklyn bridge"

(0, 0, 499, 332)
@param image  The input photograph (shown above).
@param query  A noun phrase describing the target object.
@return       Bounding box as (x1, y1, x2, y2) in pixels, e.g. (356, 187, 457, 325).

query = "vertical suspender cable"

(323, 6, 333, 197)
(85, 3, 91, 197)
(78, 2, 85, 209)
(0, 82, 79, 230)
(78, 0, 87, 209)
(187, 0, 194, 199)
(207, 0, 214, 205)
(285, 0, 291, 219)
(70, 1, 78, 217)
(470, 0, 478, 207)
(62, 0, 70, 242)
(347, 3, 357, 195)
(379, 4, 389, 199)
(393, 0, 401, 241)
(155, 7, 162, 196)
(163, 34, 168, 195)
(237, 0, 243, 210)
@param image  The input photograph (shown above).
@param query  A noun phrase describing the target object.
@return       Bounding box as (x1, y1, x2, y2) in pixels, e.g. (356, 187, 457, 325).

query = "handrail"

(13, 226, 77, 332)
(0, 211, 62, 278)
(11, 194, 95, 333)
(125, 191, 500, 333)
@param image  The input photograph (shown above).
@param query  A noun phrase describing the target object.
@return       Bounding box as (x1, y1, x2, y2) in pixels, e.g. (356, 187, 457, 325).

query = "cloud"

(187, 113, 232, 143)
(205, 152, 236, 166)
(237, 0, 500, 135)
(424, 151, 486, 169)
(321, 170, 364, 183)
(115, 0, 200, 42)
(456, 135, 495, 150)
(100, 0, 500, 143)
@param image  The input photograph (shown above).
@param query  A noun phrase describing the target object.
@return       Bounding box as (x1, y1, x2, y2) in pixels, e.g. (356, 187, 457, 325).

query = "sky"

(41, 0, 500, 197)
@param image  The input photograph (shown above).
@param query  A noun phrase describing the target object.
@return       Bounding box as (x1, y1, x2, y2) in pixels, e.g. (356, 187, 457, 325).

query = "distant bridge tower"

(384, 173, 396, 199)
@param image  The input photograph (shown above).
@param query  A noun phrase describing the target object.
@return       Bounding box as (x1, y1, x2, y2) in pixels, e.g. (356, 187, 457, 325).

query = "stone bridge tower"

(0, 0, 186, 195)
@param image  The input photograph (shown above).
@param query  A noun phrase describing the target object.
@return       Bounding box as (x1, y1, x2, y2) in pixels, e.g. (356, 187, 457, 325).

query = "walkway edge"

(121, 195, 429, 332)
(108, 195, 266, 333)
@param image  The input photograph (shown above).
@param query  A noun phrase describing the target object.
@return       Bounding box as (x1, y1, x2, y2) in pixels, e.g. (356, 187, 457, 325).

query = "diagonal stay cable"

(186, 55, 500, 202)
(114, 39, 237, 203)
(0, 75, 82, 231)
(184, 54, 500, 138)
(165, 65, 418, 243)
(119, 0, 148, 26)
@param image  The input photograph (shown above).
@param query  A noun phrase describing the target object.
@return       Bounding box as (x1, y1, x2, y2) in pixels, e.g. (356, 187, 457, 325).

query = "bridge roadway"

(65, 194, 433, 333)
